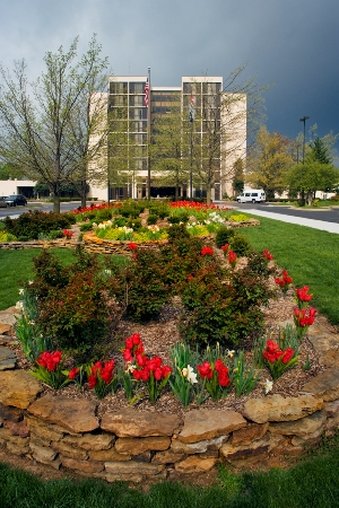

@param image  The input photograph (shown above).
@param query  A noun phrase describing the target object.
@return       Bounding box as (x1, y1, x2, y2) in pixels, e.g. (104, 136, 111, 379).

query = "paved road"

(233, 203, 339, 234)
(0, 201, 81, 220)
(1, 200, 339, 234)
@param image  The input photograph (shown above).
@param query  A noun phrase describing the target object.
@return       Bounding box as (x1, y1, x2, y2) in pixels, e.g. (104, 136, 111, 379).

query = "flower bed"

(0, 204, 338, 483)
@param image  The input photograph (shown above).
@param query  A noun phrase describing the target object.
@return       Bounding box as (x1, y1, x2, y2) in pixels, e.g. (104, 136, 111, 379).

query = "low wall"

(0, 361, 338, 484)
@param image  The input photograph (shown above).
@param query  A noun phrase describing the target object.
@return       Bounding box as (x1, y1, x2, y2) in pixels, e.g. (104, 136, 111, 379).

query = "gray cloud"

(1, 0, 339, 145)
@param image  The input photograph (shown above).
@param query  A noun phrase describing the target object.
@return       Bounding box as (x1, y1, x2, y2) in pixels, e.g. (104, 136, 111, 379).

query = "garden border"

(0, 315, 338, 484)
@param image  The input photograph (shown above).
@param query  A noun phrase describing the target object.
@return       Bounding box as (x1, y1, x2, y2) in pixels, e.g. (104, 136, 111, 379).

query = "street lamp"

(299, 116, 310, 163)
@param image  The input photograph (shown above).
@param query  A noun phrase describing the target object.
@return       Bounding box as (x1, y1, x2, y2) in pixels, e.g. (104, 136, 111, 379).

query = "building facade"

(89, 75, 247, 201)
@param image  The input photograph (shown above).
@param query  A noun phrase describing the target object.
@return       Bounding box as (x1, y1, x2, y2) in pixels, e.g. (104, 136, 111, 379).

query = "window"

(129, 108, 147, 120)
(129, 82, 145, 93)
(129, 95, 144, 106)
(110, 82, 127, 94)
(109, 95, 127, 107)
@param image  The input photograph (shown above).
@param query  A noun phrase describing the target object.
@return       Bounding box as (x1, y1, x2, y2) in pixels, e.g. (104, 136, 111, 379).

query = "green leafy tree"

(285, 161, 339, 205)
(0, 35, 108, 212)
(232, 158, 245, 197)
(247, 126, 294, 198)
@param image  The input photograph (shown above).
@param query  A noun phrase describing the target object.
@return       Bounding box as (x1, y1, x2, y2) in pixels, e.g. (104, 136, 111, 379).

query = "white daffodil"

(18, 288, 25, 295)
(15, 301, 24, 311)
(226, 349, 235, 359)
(264, 378, 273, 394)
(182, 365, 198, 384)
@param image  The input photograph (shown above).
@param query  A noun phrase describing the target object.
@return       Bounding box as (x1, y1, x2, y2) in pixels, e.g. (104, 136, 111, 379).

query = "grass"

(0, 248, 76, 310)
(0, 248, 129, 311)
(1, 219, 338, 324)
(0, 225, 338, 505)
(0, 434, 338, 507)
(239, 217, 339, 325)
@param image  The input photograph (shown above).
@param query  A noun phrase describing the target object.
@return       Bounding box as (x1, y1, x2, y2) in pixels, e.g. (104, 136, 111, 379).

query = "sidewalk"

(243, 208, 339, 234)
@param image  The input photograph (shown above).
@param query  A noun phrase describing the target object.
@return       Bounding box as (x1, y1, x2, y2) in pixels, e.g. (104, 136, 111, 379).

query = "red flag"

(144, 78, 150, 107)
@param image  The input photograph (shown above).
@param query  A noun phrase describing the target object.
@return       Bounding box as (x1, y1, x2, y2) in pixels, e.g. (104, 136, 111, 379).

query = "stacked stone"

(0, 308, 338, 484)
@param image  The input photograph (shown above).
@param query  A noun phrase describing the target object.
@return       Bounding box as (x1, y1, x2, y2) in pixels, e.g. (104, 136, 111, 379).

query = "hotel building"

(89, 75, 247, 201)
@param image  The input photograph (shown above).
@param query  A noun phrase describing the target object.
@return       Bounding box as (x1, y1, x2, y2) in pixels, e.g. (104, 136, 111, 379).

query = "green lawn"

(0, 227, 338, 505)
(1, 220, 339, 325)
(240, 216, 339, 325)
(0, 248, 76, 310)
(0, 434, 338, 507)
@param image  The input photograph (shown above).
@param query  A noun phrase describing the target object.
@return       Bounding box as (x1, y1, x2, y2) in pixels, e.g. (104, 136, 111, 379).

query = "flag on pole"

(189, 94, 196, 122)
(144, 78, 150, 107)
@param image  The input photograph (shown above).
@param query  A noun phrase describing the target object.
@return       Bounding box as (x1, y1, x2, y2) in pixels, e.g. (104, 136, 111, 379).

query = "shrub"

(161, 225, 204, 288)
(3, 211, 74, 241)
(215, 226, 235, 248)
(26, 249, 123, 359)
(0, 231, 17, 241)
(121, 248, 170, 322)
(180, 257, 270, 350)
(229, 234, 252, 257)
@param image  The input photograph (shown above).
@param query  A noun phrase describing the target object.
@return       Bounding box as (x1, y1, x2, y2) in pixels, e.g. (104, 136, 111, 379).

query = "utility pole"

(299, 115, 310, 163)
(146, 67, 151, 199)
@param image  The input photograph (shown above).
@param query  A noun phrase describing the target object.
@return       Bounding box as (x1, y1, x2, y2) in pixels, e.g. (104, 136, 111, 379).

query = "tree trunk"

(53, 195, 61, 214)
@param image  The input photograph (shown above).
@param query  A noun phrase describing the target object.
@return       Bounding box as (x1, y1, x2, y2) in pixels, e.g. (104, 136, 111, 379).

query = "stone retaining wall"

(0, 363, 338, 484)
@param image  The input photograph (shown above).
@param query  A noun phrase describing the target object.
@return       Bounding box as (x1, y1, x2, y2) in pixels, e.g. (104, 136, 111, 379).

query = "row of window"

(109, 82, 221, 95)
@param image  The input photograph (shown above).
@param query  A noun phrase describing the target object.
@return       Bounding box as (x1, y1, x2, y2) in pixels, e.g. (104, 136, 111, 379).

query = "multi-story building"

(89, 75, 247, 201)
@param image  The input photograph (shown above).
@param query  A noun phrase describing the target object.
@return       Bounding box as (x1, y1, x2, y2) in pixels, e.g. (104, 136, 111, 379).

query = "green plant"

(196, 344, 231, 401)
(26, 250, 123, 357)
(229, 233, 252, 256)
(0, 231, 17, 241)
(123, 249, 170, 321)
(169, 343, 199, 406)
(215, 225, 235, 248)
(180, 257, 269, 350)
(231, 350, 259, 396)
(15, 287, 51, 361)
(3, 210, 74, 241)
(262, 339, 298, 379)
(31, 351, 70, 389)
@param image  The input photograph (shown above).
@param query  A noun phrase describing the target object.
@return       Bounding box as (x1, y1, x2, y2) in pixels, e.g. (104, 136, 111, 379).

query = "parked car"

(236, 189, 266, 203)
(0, 196, 9, 208)
(4, 194, 28, 206)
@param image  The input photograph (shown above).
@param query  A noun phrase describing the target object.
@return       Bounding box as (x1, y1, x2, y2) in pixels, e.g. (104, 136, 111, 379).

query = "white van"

(236, 189, 266, 203)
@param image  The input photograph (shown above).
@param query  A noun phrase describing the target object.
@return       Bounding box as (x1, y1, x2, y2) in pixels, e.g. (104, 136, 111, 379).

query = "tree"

(246, 126, 294, 198)
(187, 69, 265, 204)
(285, 161, 339, 205)
(150, 107, 189, 200)
(232, 158, 245, 197)
(0, 35, 108, 212)
(309, 136, 332, 164)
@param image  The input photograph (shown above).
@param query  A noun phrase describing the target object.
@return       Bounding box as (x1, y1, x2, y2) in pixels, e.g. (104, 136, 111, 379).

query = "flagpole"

(146, 67, 151, 200)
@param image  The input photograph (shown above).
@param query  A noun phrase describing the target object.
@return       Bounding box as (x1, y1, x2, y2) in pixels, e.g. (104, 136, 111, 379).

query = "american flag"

(144, 78, 150, 107)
